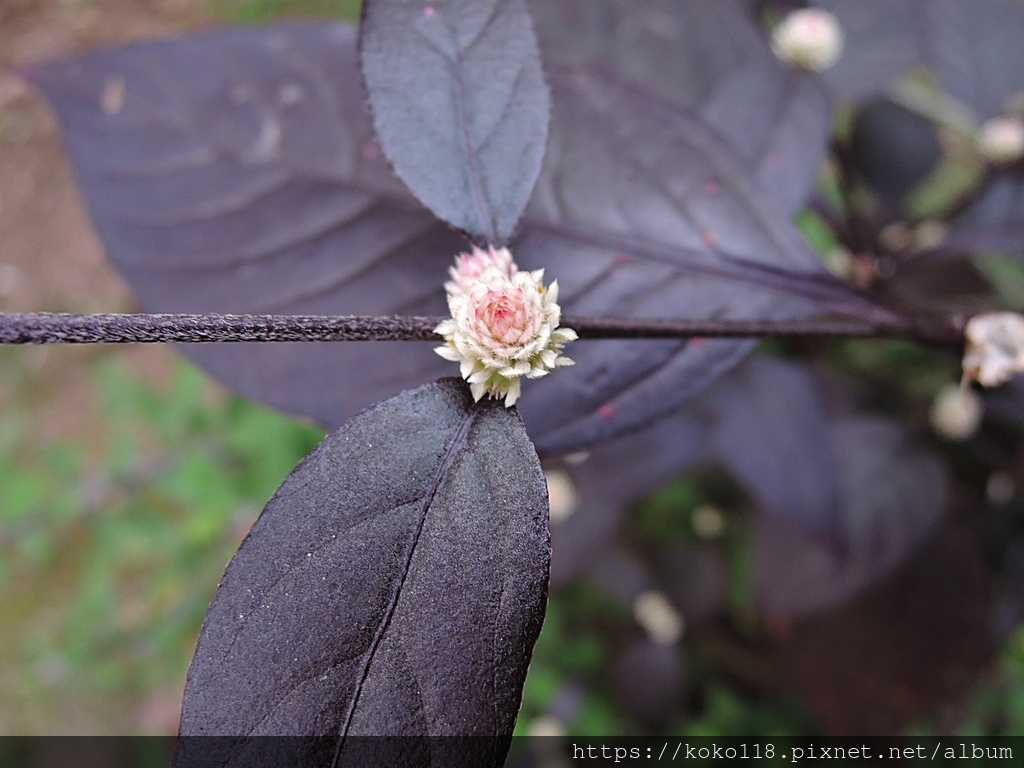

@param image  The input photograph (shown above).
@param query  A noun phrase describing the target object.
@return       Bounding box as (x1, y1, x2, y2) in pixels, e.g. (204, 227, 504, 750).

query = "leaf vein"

(331, 407, 478, 764)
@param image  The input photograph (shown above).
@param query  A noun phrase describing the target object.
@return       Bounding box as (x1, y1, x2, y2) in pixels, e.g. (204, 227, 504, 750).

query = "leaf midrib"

(331, 405, 478, 764)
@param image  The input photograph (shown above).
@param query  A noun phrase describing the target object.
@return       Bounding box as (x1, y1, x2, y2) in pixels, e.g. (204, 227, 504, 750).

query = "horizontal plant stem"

(0, 312, 966, 346)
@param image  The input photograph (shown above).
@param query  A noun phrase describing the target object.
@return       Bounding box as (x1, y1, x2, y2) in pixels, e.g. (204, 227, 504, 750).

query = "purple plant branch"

(0, 312, 967, 347)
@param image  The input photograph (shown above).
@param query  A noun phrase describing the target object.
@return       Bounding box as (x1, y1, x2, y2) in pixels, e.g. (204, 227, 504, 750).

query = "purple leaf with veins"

(532, 0, 833, 215)
(359, 0, 550, 244)
(26, 22, 883, 454)
(174, 379, 548, 765)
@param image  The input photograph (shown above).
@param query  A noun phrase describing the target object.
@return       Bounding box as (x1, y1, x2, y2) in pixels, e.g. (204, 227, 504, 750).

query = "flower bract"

(435, 246, 577, 407)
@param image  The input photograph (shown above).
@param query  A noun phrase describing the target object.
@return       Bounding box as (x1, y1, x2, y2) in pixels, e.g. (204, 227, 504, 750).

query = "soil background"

(1, 0, 215, 735)
(0, 0, 211, 443)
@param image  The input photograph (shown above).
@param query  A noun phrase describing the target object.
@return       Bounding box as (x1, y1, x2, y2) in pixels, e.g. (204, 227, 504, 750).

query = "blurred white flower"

(977, 116, 1024, 164)
(913, 220, 949, 251)
(691, 504, 726, 540)
(544, 469, 579, 524)
(987, 472, 1016, 505)
(633, 591, 685, 646)
(435, 247, 577, 406)
(527, 716, 566, 738)
(771, 8, 844, 71)
(930, 383, 983, 441)
(963, 312, 1024, 387)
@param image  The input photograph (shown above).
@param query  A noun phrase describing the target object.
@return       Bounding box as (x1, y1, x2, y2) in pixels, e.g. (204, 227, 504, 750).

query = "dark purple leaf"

(551, 358, 833, 584)
(984, 376, 1024, 428)
(174, 379, 549, 767)
(698, 62, 832, 216)
(814, 0, 928, 100)
(549, 407, 706, 587)
(699, 356, 840, 536)
(513, 68, 879, 452)
(24, 22, 462, 429)
(550, 354, 840, 547)
(849, 98, 942, 202)
(904, 175, 1024, 310)
(549, 355, 942, 603)
(883, 249, 996, 315)
(778, 522, 990, 735)
(927, 0, 1024, 120)
(816, 0, 1024, 116)
(754, 416, 949, 615)
(28, 24, 883, 455)
(359, 0, 549, 244)
(530, 0, 766, 109)
(532, 0, 833, 215)
(944, 176, 1024, 259)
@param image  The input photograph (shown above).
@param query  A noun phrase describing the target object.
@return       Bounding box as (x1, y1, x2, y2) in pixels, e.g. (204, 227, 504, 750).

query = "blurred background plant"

(4, 0, 1024, 742)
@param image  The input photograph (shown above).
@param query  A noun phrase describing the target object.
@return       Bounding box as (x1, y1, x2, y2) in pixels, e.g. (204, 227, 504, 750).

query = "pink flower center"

(476, 288, 533, 345)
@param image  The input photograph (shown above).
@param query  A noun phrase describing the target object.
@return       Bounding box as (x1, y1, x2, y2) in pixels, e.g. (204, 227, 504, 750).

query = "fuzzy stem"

(0, 312, 966, 347)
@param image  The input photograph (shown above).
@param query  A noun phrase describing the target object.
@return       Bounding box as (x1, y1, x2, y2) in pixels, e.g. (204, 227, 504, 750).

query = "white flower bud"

(771, 8, 844, 71)
(879, 222, 913, 253)
(963, 312, 1024, 387)
(435, 246, 577, 406)
(544, 469, 579, 524)
(563, 451, 590, 466)
(823, 246, 855, 279)
(987, 472, 1015, 505)
(930, 383, 983, 441)
(913, 220, 949, 251)
(977, 116, 1024, 164)
(527, 716, 566, 738)
(633, 591, 684, 646)
(691, 505, 726, 540)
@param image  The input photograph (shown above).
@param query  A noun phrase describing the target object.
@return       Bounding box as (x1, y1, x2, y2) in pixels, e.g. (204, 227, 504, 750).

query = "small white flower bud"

(823, 246, 855, 279)
(633, 591, 685, 646)
(977, 116, 1024, 164)
(913, 220, 949, 251)
(544, 469, 579, 524)
(987, 472, 1015, 505)
(563, 451, 590, 466)
(691, 505, 726, 540)
(963, 312, 1024, 387)
(527, 716, 566, 738)
(879, 222, 913, 253)
(771, 8, 844, 71)
(434, 246, 577, 407)
(930, 383, 983, 441)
